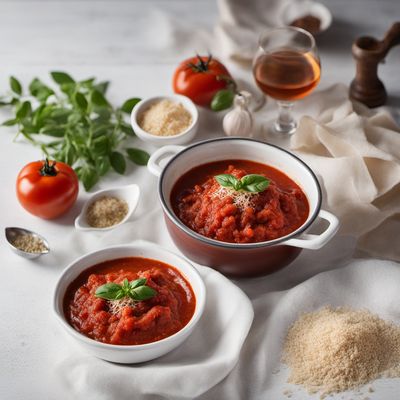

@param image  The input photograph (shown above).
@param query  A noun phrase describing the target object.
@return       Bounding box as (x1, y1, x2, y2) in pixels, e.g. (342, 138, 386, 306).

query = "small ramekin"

(131, 94, 199, 146)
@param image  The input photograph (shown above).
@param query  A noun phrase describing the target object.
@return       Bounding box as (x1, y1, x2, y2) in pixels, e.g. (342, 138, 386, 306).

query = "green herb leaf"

(240, 174, 270, 193)
(93, 81, 109, 95)
(16, 101, 32, 119)
(95, 278, 156, 302)
(114, 290, 126, 300)
(215, 173, 270, 193)
(95, 282, 123, 300)
(78, 165, 99, 191)
(74, 92, 88, 112)
(51, 71, 75, 85)
(129, 278, 147, 290)
(121, 98, 141, 114)
(2, 118, 18, 126)
(109, 151, 126, 174)
(122, 278, 130, 292)
(210, 89, 235, 112)
(91, 89, 109, 107)
(96, 157, 111, 176)
(40, 126, 65, 137)
(126, 148, 150, 166)
(10, 76, 22, 95)
(215, 174, 241, 190)
(120, 122, 135, 136)
(29, 78, 54, 102)
(131, 285, 157, 301)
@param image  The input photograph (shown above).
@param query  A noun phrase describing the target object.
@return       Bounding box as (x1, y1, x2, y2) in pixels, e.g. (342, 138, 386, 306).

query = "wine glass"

(253, 27, 321, 135)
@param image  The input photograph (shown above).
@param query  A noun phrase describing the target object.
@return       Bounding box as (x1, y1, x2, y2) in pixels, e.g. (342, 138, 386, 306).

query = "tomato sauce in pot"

(64, 257, 196, 345)
(171, 160, 309, 243)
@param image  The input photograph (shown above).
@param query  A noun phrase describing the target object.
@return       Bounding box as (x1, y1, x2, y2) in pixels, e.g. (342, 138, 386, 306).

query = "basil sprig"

(95, 278, 157, 302)
(0, 73, 150, 191)
(215, 173, 270, 193)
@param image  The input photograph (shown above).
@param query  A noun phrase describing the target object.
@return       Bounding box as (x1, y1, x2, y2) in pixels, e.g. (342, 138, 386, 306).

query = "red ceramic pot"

(148, 138, 339, 278)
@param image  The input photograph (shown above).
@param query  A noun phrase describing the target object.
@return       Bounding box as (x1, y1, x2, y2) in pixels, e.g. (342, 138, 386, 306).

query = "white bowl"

(75, 184, 140, 231)
(53, 241, 206, 363)
(131, 95, 199, 146)
(280, 0, 332, 34)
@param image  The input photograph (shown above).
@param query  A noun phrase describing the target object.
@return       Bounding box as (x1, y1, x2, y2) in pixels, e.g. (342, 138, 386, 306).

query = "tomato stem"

(187, 54, 213, 73)
(40, 159, 58, 177)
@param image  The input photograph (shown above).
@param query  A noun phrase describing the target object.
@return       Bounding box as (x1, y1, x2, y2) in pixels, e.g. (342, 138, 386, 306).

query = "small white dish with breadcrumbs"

(74, 184, 140, 231)
(131, 94, 199, 146)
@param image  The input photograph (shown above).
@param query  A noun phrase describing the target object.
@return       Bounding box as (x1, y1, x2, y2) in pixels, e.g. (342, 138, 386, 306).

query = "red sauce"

(171, 160, 309, 243)
(64, 257, 196, 345)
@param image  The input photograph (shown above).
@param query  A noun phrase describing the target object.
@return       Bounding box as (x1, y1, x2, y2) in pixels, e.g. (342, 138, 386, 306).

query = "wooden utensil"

(350, 22, 400, 107)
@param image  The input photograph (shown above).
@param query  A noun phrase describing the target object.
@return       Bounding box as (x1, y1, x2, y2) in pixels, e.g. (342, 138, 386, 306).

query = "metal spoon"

(5, 227, 50, 259)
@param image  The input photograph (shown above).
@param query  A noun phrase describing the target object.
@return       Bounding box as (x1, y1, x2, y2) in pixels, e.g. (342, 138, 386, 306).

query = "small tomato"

(173, 54, 234, 108)
(16, 159, 79, 219)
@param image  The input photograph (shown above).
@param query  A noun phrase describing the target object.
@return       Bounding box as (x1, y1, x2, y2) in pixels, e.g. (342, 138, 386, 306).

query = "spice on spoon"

(86, 196, 129, 228)
(11, 233, 47, 253)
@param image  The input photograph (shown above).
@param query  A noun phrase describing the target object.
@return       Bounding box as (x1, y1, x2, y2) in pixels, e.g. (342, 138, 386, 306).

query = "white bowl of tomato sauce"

(53, 241, 206, 363)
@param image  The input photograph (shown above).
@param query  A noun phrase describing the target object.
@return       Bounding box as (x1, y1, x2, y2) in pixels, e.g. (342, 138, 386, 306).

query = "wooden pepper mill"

(350, 22, 400, 108)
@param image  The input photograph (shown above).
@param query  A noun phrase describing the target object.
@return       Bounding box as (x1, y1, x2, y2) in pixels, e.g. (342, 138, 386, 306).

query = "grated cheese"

(211, 186, 257, 209)
(138, 100, 192, 136)
(108, 297, 136, 315)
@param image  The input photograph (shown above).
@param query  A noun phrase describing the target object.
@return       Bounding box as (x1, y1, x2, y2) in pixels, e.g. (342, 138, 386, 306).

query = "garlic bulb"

(223, 91, 253, 137)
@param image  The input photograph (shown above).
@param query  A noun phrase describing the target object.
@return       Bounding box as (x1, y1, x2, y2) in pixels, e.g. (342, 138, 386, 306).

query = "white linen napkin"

(289, 84, 400, 262)
(53, 264, 254, 400)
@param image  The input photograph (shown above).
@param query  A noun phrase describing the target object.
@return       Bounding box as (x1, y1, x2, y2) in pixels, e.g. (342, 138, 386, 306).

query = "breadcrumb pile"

(282, 307, 400, 397)
(138, 100, 192, 136)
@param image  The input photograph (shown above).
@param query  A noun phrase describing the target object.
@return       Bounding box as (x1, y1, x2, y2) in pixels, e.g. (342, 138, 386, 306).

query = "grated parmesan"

(138, 100, 192, 136)
(211, 186, 257, 209)
(108, 297, 136, 315)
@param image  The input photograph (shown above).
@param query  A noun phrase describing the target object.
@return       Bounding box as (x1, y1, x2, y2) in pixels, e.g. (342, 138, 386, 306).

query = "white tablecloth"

(1, 1, 400, 399)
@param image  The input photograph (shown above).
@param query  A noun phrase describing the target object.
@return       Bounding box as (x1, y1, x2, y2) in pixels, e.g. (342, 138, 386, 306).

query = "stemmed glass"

(253, 27, 321, 135)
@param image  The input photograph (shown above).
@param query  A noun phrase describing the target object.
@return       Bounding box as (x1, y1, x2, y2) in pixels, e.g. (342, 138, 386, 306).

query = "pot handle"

(147, 145, 185, 177)
(285, 210, 339, 250)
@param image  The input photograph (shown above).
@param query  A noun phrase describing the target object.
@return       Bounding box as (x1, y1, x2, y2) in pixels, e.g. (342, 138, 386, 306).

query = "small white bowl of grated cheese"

(131, 95, 199, 146)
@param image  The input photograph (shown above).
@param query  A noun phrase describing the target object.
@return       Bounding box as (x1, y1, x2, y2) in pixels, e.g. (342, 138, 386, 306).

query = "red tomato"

(16, 159, 79, 219)
(173, 55, 232, 107)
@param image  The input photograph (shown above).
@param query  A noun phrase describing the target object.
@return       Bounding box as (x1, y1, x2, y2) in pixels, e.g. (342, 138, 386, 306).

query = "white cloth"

(54, 264, 254, 400)
(215, 0, 314, 62)
(290, 84, 400, 261)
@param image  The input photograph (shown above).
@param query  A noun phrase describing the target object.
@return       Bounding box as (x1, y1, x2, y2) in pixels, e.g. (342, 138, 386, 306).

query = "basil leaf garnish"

(215, 174, 240, 189)
(95, 282, 123, 300)
(129, 278, 147, 289)
(131, 285, 157, 301)
(240, 174, 270, 192)
(95, 277, 157, 302)
(215, 173, 270, 193)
